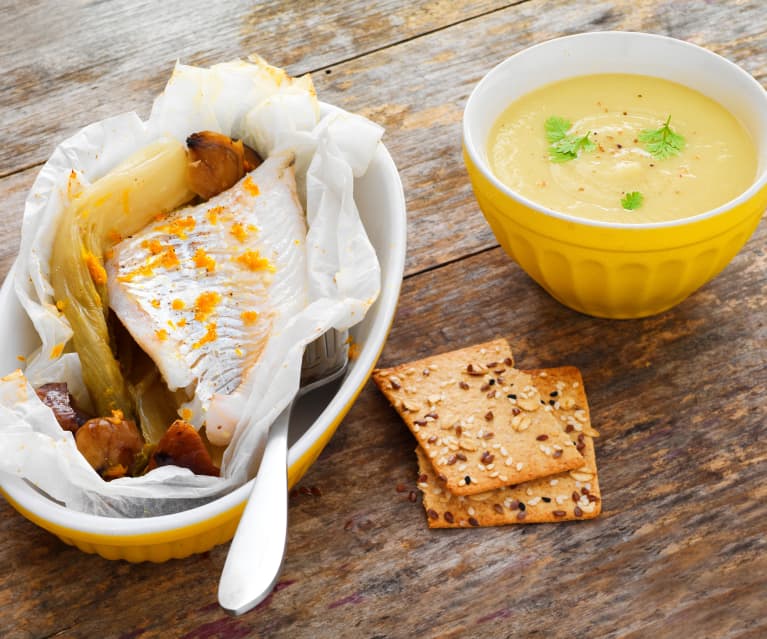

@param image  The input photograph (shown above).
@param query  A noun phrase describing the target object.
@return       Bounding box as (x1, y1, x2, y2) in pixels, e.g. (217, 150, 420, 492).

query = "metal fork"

(218, 329, 349, 615)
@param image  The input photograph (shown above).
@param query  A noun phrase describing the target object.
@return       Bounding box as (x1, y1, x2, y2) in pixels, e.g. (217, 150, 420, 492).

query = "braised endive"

(50, 138, 195, 438)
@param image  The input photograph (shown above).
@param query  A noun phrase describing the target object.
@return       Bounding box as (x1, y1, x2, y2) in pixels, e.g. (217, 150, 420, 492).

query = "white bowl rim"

(1, 120, 407, 538)
(463, 31, 767, 231)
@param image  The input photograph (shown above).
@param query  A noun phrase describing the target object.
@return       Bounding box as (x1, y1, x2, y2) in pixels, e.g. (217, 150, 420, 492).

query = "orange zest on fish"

(242, 176, 260, 196)
(106, 152, 308, 444)
(193, 248, 216, 272)
(206, 205, 225, 225)
(240, 310, 259, 325)
(157, 215, 196, 240)
(194, 291, 222, 322)
(230, 222, 249, 243)
(236, 250, 274, 272)
(193, 323, 217, 350)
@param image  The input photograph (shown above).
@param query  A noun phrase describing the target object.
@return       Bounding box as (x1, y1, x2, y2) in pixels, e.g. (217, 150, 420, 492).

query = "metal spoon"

(218, 330, 348, 615)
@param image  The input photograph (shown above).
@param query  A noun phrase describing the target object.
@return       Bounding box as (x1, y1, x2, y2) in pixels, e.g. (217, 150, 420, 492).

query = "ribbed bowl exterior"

(57, 518, 241, 563)
(465, 149, 767, 319)
(461, 32, 767, 319)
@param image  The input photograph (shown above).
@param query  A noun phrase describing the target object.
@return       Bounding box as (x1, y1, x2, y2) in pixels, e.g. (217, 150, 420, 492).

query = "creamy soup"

(488, 74, 757, 223)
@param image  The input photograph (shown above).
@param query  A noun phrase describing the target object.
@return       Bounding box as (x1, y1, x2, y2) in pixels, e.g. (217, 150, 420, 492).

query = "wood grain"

(2, 224, 765, 638)
(313, 0, 767, 274)
(1, 1, 766, 278)
(1, 0, 766, 638)
(0, 0, 510, 177)
(0, 168, 35, 277)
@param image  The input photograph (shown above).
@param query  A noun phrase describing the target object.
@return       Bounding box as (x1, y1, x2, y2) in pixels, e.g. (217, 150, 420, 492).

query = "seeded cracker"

(372, 340, 584, 496)
(417, 366, 601, 527)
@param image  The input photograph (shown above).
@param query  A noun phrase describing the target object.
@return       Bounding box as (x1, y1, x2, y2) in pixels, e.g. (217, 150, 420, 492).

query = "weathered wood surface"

(3, 1, 766, 278)
(0, 0, 511, 176)
(1, 0, 766, 638)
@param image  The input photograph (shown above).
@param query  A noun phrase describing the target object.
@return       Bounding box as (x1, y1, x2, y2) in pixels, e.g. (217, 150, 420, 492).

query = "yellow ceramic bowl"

(463, 32, 767, 318)
(0, 106, 407, 562)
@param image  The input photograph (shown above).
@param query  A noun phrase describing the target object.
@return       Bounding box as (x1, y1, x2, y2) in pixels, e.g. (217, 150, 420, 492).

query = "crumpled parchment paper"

(0, 56, 382, 516)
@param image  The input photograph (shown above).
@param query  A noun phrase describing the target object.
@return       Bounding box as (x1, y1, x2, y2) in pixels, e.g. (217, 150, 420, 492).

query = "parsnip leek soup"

(488, 74, 757, 223)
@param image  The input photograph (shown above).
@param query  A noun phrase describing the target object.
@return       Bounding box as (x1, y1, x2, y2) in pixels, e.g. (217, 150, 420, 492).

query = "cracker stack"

(373, 338, 601, 528)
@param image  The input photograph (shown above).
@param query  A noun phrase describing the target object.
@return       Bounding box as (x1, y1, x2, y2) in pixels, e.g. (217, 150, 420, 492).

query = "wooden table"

(1, 2, 766, 637)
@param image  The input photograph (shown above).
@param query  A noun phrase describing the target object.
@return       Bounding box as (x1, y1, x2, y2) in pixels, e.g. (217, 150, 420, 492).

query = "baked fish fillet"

(106, 150, 307, 439)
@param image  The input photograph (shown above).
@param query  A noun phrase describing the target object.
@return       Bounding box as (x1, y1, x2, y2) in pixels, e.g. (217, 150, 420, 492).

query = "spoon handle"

(218, 406, 290, 615)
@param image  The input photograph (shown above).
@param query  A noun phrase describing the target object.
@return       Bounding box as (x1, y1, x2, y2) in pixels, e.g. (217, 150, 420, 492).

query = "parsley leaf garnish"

(621, 191, 644, 210)
(544, 116, 595, 162)
(545, 116, 571, 143)
(550, 132, 596, 162)
(638, 115, 685, 159)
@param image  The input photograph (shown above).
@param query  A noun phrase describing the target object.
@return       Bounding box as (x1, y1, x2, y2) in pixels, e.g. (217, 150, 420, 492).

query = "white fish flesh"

(106, 151, 308, 441)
